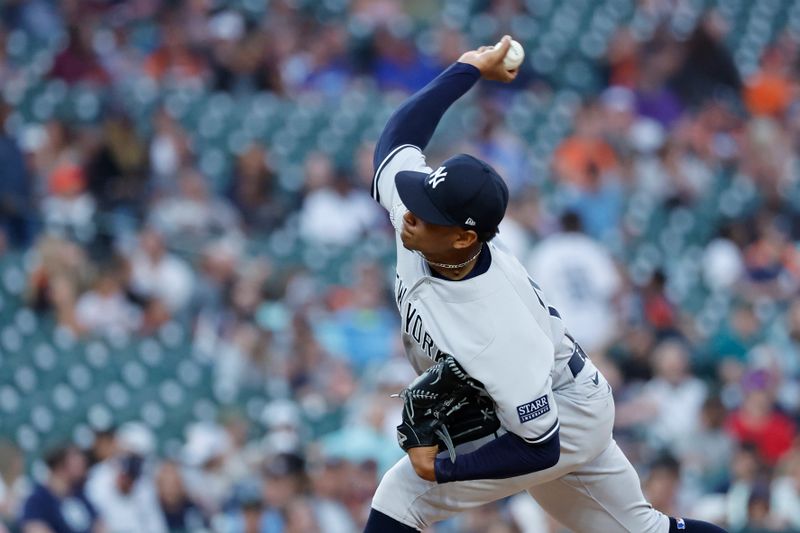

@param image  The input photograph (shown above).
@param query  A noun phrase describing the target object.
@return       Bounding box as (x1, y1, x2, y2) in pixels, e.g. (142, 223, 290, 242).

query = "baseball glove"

(395, 355, 501, 462)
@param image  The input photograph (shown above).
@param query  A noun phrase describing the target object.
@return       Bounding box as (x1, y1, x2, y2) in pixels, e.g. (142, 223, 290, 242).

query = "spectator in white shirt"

(129, 228, 194, 314)
(617, 340, 708, 453)
(85, 423, 167, 533)
(526, 211, 622, 353)
(75, 266, 141, 336)
(148, 169, 243, 253)
(299, 153, 380, 246)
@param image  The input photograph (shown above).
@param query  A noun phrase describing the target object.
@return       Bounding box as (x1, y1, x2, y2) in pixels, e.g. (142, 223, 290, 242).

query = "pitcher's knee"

(371, 459, 427, 529)
(635, 508, 672, 533)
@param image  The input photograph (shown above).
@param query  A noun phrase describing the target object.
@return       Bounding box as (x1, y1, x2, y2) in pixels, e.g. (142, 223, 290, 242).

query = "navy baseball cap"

(395, 154, 509, 233)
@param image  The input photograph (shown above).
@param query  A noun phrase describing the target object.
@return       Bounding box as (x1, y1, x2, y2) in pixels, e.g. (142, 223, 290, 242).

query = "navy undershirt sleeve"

(434, 429, 560, 483)
(373, 62, 481, 171)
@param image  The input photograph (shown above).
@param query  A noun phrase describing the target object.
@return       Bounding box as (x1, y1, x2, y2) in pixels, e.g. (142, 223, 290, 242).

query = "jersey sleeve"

(463, 322, 559, 445)
(371, 145, 432, 213)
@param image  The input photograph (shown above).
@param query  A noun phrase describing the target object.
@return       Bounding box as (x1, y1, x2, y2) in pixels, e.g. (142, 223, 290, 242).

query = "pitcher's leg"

(528, 440, 670, 533)
(371, 452, 567, 530)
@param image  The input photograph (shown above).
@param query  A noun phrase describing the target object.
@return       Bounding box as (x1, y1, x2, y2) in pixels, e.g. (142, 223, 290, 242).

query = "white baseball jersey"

(371, 145, 671, 533)
(374, 144, 578, 445)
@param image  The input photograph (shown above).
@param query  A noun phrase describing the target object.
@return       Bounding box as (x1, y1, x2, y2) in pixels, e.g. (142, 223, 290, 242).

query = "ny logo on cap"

(428, 166, 447, 189)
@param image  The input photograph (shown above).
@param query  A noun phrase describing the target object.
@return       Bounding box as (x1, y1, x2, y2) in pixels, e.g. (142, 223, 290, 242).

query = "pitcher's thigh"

(372, 454, 565, 530)
(527, 441, 670, 533)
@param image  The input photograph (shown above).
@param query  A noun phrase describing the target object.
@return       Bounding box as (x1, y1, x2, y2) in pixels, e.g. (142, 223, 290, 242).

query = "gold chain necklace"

(420, 244, 483, 270)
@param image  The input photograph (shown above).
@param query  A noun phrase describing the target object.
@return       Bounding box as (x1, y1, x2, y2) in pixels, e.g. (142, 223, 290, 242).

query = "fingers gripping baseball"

(458, 35, 519, 83)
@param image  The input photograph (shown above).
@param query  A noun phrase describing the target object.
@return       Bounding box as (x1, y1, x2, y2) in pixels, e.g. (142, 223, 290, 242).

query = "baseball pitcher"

(363, 36, 728, 533)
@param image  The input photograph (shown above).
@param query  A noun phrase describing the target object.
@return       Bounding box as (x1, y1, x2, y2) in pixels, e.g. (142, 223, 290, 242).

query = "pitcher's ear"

(452, 229, 478, 250)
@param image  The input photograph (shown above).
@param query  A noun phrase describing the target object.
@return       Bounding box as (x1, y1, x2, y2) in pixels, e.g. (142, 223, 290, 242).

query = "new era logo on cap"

(395, 154, 509, 233)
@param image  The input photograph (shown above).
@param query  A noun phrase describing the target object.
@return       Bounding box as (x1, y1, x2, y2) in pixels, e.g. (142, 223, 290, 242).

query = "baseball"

(496, 38, 524, 70)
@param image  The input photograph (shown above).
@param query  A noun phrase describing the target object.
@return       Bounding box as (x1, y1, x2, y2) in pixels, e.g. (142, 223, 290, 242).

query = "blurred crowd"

(2, 0, 800, 532)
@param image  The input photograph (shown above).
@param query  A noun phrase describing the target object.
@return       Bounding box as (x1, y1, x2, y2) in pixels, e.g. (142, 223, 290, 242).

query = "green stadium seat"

(177, 360, 202, 388)
(140, 400, 167, 429)
(67, 363, 93, 392)
(51, 383, 78, 412)
(86, 403, 115, 430)
(158, 379, 186, 408)
(121, 361, 148, 390)
(15, 424, 39, 453)
(0, 385, 21, 415)
(30, 405, 55, 434)
(138, 338, 165, 367)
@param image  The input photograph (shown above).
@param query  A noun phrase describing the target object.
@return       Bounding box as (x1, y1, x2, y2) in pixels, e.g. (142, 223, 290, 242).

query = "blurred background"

(1, 0, 800, 532)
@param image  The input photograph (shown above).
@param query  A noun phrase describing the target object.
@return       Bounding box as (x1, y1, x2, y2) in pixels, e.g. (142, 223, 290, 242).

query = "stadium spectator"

(155, 461, 206, 532)
(770, 451, 800, 530)
(0, 0, 61, 42)
(143, 13, 208, 86)
(298, 153, 379, 246)
(41, 163, 96, 242)
(181, 422, 237, 517)
(371, 25, 440, 92)
(497, 189, 542, 261)
(738, 484, 786, 533)
(85, 428, 117, 469)
(292, 24, 352, 97)
(228, 143, 287, 233)
(0, 97, 35, 248)
(641, 270, 680, 338)
(148, 108, 193, 194)
(742, 215, 799, 299)
(670, 12, 742, 108)
(675, 396, 736, 494)
(0, 441, 24, 531)
(147, 168, 243, 253)
(128, 227, 194, 314)
(305, 457, 357, 533)
(27, 235, 91, 319)
(553, 101, 619, 190)
(467, 100, 531, 194)
(553, 102, 626, 240)
(317, 262, 396, 369)
(726, 444, 767, 531)
(212, 479, 264, 533)
(210, 19, 284, 95)
(74, 262, 141, 336)
(19, 444, 102, 533)
(258, 453, 308, 531)
(85, 423, 167, 533)
(633, 42, 684, 128)
(726, 372, 796, 466)
(49, 24, 110, 85)
(83, 112, 149, 234)
(744, 46, 794, 119)
(616, 340, 707, 452)
(708, 302, 763, 366)
(527, 211, 622, 354)
(703, 226, 746, 292)
(643, 454, 683, 518)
